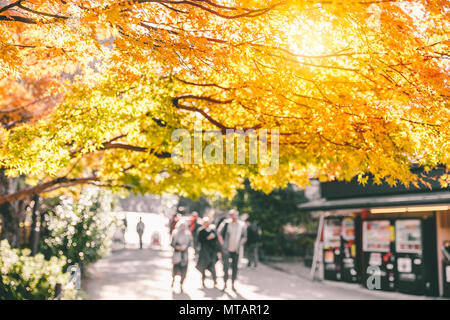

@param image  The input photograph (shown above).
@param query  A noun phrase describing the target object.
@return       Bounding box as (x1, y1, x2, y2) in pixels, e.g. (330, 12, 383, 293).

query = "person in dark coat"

(245, 219, 260, 268)
(169, 213, 180, 235)
(189, 212, 202, 259)
(136, 217, 145, 249)
(196, 217, 219, 288)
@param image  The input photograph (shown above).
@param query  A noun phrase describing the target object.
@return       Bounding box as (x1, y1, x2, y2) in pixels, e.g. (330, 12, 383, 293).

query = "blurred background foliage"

(183, 179, 317, 257)
(0, 240, 76, 300)
(231, 179, 315, 257)
(39, 186, 120, 273)
(176, 196, 211, 216)
(0, 186, 120, 299)
(0, 179, 315, 299)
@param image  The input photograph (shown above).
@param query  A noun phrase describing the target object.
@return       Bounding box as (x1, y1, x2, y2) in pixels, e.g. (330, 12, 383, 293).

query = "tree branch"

(101, 142, 172, 158)
(0, 0, 20, 14)
(0, 176, 99, 205)
(0, 15, 37, 24)
(172, 94, 262, 133)
(17, 2, 69, 20)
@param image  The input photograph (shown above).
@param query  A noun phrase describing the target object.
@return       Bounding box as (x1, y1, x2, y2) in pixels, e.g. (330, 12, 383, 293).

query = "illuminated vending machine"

(340, 217, 359, 283)
(362, 219, 396, 291)
(443, 241, 450, 298)
(323, 217, 342, 281)
(395, 218, 438, 296)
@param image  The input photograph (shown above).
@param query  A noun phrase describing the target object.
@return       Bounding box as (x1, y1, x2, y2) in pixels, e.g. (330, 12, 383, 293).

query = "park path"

(85, 212, 433, 300)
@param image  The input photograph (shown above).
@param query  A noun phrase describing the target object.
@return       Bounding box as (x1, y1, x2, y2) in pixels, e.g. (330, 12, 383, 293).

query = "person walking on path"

(189, 212, 202, 258)
(196, 217, 219, 288)
(245, 219, 260, 268)
(169, 213, 179, 235)
(171, 220, 193, 293)
(136, 217, 145, 249)
(217, 209, 247, 292)
(121, 215, 128, 248)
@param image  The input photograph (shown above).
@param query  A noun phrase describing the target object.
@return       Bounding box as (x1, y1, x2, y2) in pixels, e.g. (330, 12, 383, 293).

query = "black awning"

(298, 191, 450, 211)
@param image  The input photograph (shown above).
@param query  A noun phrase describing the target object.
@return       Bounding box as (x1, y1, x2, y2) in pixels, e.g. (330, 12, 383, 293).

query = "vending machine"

(443, 241, 450, 298)
(362, 219, 396, 291)
(395, 217, 438, 296)
(323, 217, 342, 281)
(340, 217, 359, 283)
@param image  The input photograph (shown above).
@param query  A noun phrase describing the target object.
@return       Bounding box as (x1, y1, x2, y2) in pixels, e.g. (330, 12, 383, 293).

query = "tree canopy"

(0, 0, 449, 203)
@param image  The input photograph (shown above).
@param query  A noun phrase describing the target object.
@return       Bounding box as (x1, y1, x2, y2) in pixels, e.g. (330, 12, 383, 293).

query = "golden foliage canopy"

(0, 0, 449, 202)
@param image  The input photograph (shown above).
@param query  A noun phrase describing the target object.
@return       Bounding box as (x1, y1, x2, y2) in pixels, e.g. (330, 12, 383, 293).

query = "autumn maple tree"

(0, 0, 449, 207)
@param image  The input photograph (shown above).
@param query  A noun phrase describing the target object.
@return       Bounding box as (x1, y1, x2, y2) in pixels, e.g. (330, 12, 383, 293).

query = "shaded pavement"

(85, 213, 438, 300)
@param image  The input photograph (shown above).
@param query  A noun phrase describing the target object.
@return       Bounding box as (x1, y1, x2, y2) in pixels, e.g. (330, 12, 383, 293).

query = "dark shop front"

(299, 167, 450, 298)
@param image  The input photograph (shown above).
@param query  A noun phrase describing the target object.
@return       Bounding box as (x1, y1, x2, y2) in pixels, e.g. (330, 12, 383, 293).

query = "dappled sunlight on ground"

(86, 212, 439, 300)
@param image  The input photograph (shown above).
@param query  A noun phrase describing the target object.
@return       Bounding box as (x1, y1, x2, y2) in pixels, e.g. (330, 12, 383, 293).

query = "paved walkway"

(85, 245, 442, 300)
(84, 212, 442, 300)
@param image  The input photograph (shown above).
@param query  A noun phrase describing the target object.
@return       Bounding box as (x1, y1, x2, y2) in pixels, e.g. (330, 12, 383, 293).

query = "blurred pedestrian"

(122, 214, 128, 248)
(151, 230, 161, 248)
(136, 217, 145, 249)
(189, 212, 202, 258)
(217, 209, 247, 291)
(171, 220, 193, 293)
(169, 213, 179, 235)
(245, 219, 260, 268)
(196, 217, 219, 288)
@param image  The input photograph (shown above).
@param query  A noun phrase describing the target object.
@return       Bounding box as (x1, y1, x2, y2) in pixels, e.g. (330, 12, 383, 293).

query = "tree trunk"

(0, 169, 27, 248)
(0, 205, 21, 247)
(29, 194, 40, 255)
